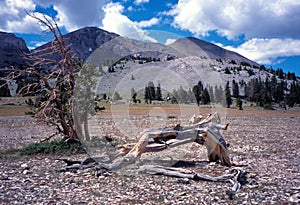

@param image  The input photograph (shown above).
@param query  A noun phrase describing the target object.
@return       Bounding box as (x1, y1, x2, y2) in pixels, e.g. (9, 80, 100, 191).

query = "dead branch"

(59, 113, 234, 175)
(0, 12, 81, 140)
(57, 111, 248, 199)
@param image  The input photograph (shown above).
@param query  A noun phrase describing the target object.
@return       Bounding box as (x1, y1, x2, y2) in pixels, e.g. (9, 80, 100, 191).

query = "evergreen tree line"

(169, 81, 227, 106)
(242, 75, 300, 108)
(144, 81, 163, 103)
(140, 76, 299, 108)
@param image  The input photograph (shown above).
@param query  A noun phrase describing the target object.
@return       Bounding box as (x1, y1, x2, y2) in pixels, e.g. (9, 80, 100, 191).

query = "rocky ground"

(0, 105, 299, 204)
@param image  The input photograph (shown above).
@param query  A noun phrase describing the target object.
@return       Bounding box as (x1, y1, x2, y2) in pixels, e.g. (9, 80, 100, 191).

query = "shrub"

(20, 140, 81, 155)
(224, 67, 231, 74)
(240, 61, 251, 67)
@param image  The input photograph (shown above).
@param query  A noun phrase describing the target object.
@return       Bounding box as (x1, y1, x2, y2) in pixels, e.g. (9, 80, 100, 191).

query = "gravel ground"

(0, 106, 300, 204)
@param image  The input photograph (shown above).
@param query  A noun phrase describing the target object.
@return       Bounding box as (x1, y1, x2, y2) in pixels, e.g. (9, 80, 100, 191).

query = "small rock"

(23, 170, 29, 175)
(172, 178, 190, 184)
(289, 193, 300, 203)
(21, 163, 29, 169)
(177, 192, 187, 196)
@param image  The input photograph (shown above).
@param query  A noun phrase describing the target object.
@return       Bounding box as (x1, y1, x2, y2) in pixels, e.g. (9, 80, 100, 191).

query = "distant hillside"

(0, 32, 29, 69)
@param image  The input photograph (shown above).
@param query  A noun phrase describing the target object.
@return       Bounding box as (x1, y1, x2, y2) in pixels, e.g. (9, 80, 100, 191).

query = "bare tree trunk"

(83, 115, 90, 141)
(73, 89, 83, 139)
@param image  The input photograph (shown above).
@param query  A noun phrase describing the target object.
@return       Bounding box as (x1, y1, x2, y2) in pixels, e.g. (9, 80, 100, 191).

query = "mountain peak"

(35, 26, 119, 60)
(67, 26, 117, 35)
(170, 36, 258, 66)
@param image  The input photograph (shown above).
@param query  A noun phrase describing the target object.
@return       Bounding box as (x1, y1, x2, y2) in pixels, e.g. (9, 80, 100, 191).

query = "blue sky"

(1, 0, 300, 76)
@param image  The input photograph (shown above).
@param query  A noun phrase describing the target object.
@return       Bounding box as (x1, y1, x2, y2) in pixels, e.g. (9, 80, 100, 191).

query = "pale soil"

(0, 104, 300, 204)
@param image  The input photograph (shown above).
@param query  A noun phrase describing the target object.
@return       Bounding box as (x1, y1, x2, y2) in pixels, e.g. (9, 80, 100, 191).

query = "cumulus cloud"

(134, 17, 159, 28)
(221, 38, 300, 64)
(168, 0, 300, 39)
(53, 0, 109, 31)
(0, 0, 41, 33)
(27, 40, 48, 50)
(0, 0, 159, 43)
(0, 0, 109, 33)
(101, 2, 158, 42)
(134, 0, 149, 5)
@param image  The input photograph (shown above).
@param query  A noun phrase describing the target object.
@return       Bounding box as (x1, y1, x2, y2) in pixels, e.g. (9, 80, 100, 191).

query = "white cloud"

(0, 0, 42, 33)
(222, 38, 300, 64)
(27, 40, 48, 50)
(134, 0, 149, 5)
(53, 0, 109, 32)
(0, 0, 109, 33)
(101, 2, 158, 42)
(168, 0, 300, 39)
(165, 38, 176, 45)
(134, 17, 159, 28)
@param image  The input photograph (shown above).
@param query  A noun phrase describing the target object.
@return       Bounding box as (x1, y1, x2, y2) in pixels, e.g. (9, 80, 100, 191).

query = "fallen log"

(58, 113, 247, 198)
(100, 112, 231, 169)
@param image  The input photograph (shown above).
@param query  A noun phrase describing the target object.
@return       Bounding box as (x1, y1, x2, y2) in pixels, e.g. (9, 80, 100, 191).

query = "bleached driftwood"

(60, 112, 231, 170)
(58, 113, 246, 198)
(90, 112, 231, 170)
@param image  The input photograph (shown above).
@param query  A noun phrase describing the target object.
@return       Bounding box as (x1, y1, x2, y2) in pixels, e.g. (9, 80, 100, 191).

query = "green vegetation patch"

(20, 140, 81, 155)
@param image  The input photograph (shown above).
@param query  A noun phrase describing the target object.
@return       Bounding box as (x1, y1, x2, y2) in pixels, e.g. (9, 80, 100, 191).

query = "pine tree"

(77, 63, 100, 140)
(144, 86, 150, 103)
(225, 81, 232, 108)
(232, 80, 239, 98)
(112, 91, 122, 101)
(201, 88, 211, 105)
(197, 81, 204, 91)
(192, 81, 204, 106)
(193, 85, 201, 106)
(172, 89, 179, 104)
(277, 81, 285, 102)
(147, 81, 156, 101)
(214, 85, 223, 103)
(224, 67, 231, 74)
(178, 86, 188, 103)
(187, 89, 196, 103)
(270, 75, 277, 102)
(208, 85, 214, 103)
(236, 97, 243, 110)
(131, 88, 137, 103)
(287, 82, 298, 107)
(275, 68, 284, 79)
(155, 83, 163, 101)
(0, 79, 11, 97)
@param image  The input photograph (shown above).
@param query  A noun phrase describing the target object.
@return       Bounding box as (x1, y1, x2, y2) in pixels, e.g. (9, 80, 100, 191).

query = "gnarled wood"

(105, 112, 232, 168)
(58, 113, 246, 199)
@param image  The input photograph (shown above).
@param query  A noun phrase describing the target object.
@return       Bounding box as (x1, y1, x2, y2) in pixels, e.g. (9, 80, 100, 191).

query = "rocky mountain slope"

(0, 32, 29, 69)
(169, 37, 259, 66)
(33, 27, 119, 61)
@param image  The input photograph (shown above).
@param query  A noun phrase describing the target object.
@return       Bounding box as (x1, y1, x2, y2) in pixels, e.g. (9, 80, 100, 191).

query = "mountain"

(0, 27, 270, 97)
(32, 27, 260, 68)
(0, 32, 29, 69)
(169, 37, 259, 66)
(33, 27, 119, 61)
(1, 27, 296, 90)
